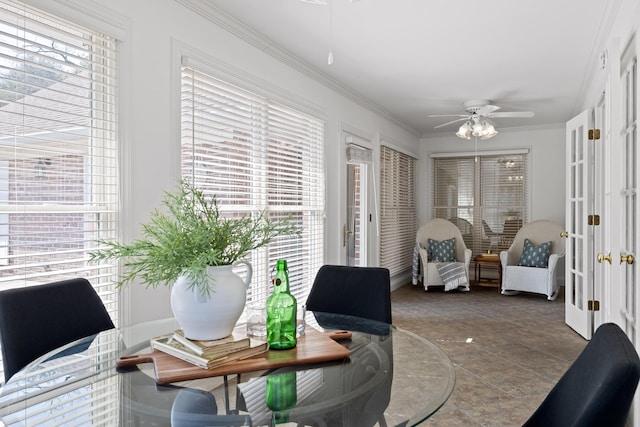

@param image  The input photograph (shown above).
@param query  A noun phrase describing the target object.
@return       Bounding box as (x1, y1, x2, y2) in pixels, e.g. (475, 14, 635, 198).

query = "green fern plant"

(89, 180, 300, 294)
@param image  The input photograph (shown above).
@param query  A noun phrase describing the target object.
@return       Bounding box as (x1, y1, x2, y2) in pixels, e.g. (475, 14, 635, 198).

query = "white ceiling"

(203, 0, 617, 136)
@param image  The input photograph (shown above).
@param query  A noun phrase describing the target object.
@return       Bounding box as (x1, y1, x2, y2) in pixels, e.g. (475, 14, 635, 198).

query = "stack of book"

(151, 328, 269, 369)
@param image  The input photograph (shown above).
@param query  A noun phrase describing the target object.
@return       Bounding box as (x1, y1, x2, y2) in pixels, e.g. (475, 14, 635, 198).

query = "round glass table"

(0, 312, 454, 426)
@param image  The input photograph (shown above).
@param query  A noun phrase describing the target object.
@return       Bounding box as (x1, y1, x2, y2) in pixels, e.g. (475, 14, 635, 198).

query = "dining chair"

(305, 265, 392, 324)
(0, 278, 115, 381)
(523, 322, 640, 427)
(171, 388, 252, 426)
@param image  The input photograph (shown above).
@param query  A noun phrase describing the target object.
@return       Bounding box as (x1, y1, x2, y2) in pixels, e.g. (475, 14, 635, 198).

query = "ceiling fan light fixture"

(430, 100, 532, 140)
(456, 121, 471, 139)
(471, 119, 484, 136)
(481, 122, 498, 139)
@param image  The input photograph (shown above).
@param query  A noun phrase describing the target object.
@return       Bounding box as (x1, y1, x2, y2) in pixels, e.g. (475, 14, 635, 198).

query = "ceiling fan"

(428, 100, 535, 139)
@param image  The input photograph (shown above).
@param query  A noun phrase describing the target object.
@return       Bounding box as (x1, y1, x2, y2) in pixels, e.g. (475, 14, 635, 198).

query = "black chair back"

(524, 322, 640, 427)
(305, 265, 392, 324)
(0, 278, 115, 381)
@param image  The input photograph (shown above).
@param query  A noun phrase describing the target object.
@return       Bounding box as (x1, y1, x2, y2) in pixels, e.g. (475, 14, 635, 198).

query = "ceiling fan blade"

(476, 104, 501, 116)
(427, 114, 468, 118)
(434, 117, 468, 129)
(487, 111, 535, 118)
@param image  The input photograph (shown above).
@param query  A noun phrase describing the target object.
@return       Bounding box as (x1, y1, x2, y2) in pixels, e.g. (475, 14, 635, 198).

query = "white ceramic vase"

(170, 261, 252, 340)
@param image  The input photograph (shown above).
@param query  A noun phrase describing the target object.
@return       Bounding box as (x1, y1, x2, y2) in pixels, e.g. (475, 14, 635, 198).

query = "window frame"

(179, 58, 326, 309)
(0, 0, 119, 380)
(430, 149, 529, 258)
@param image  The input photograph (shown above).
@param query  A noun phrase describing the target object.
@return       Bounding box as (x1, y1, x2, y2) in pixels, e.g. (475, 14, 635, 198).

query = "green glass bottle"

(266, 259, 297, 350)
(266, 371, 297, 424)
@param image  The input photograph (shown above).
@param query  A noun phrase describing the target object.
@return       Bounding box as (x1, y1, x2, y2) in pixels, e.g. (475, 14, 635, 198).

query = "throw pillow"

(428, 238, 456, 262)
(518, 238, 552, 268)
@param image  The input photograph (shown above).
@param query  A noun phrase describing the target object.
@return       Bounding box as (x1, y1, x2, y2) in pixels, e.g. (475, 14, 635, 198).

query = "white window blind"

(0, 0, 119, 387)
(432, 152, 528, 257)
(380, 145, 416, 276)
(180, 64, 324, 307)
(0, 333, 121, 425)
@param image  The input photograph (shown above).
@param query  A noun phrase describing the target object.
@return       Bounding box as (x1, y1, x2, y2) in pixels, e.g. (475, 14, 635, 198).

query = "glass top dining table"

(0, 311, 455, 426)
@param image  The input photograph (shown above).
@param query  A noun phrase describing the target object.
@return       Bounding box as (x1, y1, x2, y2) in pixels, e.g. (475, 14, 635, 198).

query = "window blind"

(432, 152, 528, 258)
(346, 143, 372, 164)
(0, 0, 119, 390)
(0, 333, 121, 426)
(379, 145, 416, 276)
(180, 65, 324, 307)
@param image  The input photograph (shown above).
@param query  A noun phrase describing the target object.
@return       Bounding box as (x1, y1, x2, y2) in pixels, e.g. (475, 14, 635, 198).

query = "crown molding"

(24, 0, 129, 38)
(174, 0, 420, 137)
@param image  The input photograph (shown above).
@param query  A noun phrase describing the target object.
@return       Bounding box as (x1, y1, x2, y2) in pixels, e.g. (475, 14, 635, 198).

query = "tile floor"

(391, 283, 587, 426)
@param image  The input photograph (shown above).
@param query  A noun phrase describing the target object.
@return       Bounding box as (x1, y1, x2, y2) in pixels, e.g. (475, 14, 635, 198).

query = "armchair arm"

(500, 249, 520, 267)
(418, 248, 429, 284)
(419, 248, 429, 267)
(463, 248, 472, 266)
(547, 252, 564, 274)
(463, 248, 472, 278)
(499, 250, 509, 267)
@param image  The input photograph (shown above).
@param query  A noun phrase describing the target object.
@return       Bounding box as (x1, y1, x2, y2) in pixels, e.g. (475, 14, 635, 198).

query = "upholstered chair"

(500, 220, 565, 300)
(0, 278, 114, 381)
(306, 265, 392, 324)
(416, 218, 472, 292)
(524, 323, 640, 427)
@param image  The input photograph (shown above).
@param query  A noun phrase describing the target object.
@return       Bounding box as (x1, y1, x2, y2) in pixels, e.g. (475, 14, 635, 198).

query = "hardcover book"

(150, 335, 268, 370)
(172, 328, 251, 357)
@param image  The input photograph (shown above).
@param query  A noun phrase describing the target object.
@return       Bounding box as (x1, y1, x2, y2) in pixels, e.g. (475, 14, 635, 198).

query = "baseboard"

(390, 270, 412, 292)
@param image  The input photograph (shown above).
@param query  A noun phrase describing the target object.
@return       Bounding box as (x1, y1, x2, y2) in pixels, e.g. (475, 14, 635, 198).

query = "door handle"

(597, 253, 612, 264)
(620, 254, 635, 265)
(343, 224, 353, 247)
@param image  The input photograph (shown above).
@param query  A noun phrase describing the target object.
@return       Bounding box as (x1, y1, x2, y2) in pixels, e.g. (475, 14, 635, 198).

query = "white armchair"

(500, 220, 565, 301)
(416, 219, 472, 292)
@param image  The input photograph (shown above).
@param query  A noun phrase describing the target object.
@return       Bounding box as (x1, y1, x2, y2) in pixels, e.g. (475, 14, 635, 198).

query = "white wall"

(418, 125, 566, 226)
(28, 0, 420, 326)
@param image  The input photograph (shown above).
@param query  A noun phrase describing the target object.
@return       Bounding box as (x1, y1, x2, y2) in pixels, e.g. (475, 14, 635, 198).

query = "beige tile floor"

(391, 283, 587, 426)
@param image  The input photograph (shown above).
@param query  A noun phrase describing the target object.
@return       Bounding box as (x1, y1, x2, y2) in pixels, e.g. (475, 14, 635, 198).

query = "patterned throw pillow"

(428, 238, 456, 262)
(518, 238, 552, 268)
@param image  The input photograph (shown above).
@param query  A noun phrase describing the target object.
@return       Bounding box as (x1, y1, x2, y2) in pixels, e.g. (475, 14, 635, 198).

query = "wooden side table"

(474, 253, 502, 290)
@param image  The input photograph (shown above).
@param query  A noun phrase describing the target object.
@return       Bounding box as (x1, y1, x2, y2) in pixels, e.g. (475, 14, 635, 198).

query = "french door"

(620, 42, 639, 349)
(620, 40, 639, 426)
(565, 40, 623, 341)
(565, 110, 593, 339)
(344, 132, 374, 267)
(593, 91, 610, 332)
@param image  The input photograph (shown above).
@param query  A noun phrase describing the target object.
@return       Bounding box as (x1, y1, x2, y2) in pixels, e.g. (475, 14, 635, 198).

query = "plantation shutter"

(0, 0, 119, 385)
(180, 62, 325, 307)
(379, 145, 417, 276)
(431, 150, 528, 257)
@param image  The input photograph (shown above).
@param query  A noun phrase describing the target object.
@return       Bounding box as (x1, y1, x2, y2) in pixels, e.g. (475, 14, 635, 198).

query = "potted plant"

(90, 179, 299, 339)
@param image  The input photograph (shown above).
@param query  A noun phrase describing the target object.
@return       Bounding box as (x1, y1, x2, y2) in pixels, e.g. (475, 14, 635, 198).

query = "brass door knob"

(597, 253, 612, 264)
(620, 254, 635, 265)
(560, 231, 569, 238)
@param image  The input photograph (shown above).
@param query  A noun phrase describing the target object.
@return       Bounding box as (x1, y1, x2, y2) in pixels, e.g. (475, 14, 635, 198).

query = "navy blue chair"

(0, 278, 115, 381)
(524, 322, 640, 427)
(305, 265, 392, 324)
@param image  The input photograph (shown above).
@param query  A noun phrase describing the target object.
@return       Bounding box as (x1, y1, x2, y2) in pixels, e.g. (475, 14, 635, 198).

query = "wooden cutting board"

(117, 329, 351, 384)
